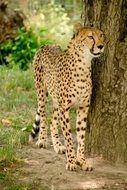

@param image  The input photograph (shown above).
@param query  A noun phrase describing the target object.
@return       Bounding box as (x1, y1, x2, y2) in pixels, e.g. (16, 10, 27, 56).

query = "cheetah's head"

(73, 23, 104, 58)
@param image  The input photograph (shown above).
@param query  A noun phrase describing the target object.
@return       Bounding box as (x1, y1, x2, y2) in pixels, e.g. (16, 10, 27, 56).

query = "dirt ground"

(17, 139, 127, 190)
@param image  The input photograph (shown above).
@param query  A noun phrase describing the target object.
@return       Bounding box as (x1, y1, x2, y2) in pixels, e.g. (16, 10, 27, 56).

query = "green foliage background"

(0, 0, 80, 70)
(0, 27, 51, 70)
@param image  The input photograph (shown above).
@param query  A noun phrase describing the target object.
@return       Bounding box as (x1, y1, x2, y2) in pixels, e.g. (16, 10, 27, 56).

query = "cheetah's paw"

(36, 139, 47, 148)
(54, 144, 66, 154)
(66, 160, 77, 171)
(81, 159, 93, 171)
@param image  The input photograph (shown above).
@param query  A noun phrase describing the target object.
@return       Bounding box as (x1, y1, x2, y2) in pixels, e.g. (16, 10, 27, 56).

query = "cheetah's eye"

(88, 36, 94, 40)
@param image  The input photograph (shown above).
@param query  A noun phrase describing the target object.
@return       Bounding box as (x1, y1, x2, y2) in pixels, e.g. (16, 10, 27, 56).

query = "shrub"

(0, 27, 52, 70)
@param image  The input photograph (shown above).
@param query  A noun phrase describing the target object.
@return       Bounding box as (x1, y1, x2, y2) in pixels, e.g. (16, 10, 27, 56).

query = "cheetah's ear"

(73, 23, 83, 35)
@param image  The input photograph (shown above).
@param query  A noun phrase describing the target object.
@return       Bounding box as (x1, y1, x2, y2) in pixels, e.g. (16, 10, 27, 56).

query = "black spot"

(55, 134, 59, 138)
(69, 129, 71, 133)
(66, 118, 69, 123)
(79, 106, 84, 110)
(81, 127, 86, 131)
(77, 127, 80, 132)
(66, 107, 70, 111)
(54, 117, 57, 120)
(75, 52, 79, 57)
(66, 132, 68, 136)
(67, 100, 71, 104)
(63, 121, 66, 125)
(62, 127, 65, 131)
(81, 135, 84, 139)
(54, 108, 58, 111)
(84, 118, 87, 122)
(78, 121, 81, 125)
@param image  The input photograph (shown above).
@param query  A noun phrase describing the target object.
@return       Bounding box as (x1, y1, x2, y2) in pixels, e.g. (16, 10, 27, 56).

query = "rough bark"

(82, 0, 127, 163)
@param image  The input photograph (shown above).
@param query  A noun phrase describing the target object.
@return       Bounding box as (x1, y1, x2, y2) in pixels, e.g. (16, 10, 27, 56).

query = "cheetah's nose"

(97, 45, 104, 50)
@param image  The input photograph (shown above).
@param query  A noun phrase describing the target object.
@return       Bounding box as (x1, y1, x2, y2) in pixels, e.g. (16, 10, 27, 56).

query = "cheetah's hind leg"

(50, 104, 66, 154)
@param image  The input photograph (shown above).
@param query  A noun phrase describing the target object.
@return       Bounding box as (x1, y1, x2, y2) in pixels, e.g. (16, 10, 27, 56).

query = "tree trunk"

(82, 0, 127, 163)
(0, 0, 24, 43)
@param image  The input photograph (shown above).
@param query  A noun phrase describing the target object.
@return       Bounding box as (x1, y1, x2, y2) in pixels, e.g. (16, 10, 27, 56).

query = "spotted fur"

(29, 23, 104, 171)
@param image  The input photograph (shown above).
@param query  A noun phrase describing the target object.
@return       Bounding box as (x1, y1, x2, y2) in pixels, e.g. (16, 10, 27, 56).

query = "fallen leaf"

(1, 119, 12, 127)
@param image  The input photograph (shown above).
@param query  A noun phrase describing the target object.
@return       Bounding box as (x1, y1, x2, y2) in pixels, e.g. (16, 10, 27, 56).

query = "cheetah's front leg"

(76, 106, 93, 171)
(60, 108, 76, 171)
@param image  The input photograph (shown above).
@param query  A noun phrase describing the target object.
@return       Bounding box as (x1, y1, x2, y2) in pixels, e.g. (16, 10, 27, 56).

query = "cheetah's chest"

(70, 76, 92, 106)
(58, 66, 92, 107)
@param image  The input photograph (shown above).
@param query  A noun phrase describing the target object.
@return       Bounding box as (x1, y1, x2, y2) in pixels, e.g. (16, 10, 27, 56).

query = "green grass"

(0, 65, 36, 129)
(0, 65, 36, 189)
(0, 127, 27, 162)
(0, 169, 48, 190)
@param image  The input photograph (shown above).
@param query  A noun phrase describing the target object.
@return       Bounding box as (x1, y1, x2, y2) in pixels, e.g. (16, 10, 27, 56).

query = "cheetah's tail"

(29, 47, 46, 143)
(29, 112, 40, 142)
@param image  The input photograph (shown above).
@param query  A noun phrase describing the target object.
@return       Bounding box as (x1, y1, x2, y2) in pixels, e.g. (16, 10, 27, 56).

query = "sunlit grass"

(0, 66, 35, 168)
(0, 65, 36, 130)
(0, 66, 35, 188)
(0, 126, 28, 163)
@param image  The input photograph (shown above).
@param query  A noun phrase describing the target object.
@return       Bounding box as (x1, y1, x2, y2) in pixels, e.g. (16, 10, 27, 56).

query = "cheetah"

(29, 23, 104, 171)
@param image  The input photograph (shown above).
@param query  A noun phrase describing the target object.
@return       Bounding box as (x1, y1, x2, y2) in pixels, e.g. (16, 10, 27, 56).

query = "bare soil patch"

(15, 139, 127, 190)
